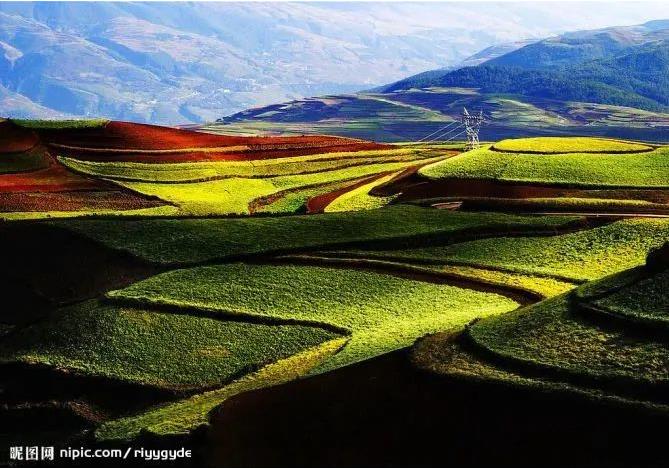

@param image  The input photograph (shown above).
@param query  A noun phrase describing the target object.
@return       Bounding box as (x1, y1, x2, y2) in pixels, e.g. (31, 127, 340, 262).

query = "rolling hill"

(208, 20, 669, 142)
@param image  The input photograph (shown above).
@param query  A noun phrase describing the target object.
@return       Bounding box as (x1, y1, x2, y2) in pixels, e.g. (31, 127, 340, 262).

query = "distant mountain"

(458, 39, 537, 67)
(2, 2, 669, 124)
(486, 19, 669, 69)
(383, 40, 669, 112)
(382, 20, 669, 92)
(209, 22, 669, 143)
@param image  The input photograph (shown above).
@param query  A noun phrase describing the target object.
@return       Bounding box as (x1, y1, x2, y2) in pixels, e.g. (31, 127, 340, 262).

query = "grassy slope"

(283, 254, 574, 299)
(420, 144, 669, 188)
(107, 263, 519, 373)
(1, 300, 339, 389)
(253, 178, 368, 214)
(320, 219, 669, 282)
(412, 332, 666, 411)
(49, 206, 581, 265)
(0, 205, 179, 221)
(437, 264, 574, 298)
(467, 293, 669, 387)
(96, 337, 347, 441)
(415, 264, 669, 411)
(592, 268, 669, 326)
(492, 137, 651, 153)
(323, 172, 399, 213)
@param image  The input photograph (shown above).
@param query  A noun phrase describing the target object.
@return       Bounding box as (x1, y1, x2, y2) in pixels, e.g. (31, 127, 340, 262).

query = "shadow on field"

(206, 348, 669, 467)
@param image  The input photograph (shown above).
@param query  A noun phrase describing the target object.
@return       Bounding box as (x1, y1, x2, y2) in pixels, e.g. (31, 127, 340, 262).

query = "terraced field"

(316, 218, 669, 282)
(0, 119, 456, 218)
(2, 300, 339, 390)
(2, 122, 669, 465)
(420, 139, 668, 187)
(360, 136, 669, 218)
(414, 243, 669, 412)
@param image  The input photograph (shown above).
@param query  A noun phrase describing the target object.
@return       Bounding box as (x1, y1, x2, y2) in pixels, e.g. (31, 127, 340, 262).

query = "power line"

(416, 120, 459, 142)
(427, 125, 463, 143)
(424, 123, 464, 143)
(435, 128, 466, 143)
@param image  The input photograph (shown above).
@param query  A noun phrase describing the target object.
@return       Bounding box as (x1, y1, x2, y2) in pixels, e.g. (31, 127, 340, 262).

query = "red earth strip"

(0, 120, 39, 153)
(37, 121, 388, 152)
(0, 163, 108, 193)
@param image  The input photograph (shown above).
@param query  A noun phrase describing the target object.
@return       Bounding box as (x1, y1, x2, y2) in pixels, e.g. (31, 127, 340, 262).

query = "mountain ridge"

(2, 2, 669, 123)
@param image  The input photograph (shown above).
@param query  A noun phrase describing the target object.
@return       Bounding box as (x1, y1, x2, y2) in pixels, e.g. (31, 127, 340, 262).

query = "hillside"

(4, 2, 642, 125)
(207, 89, 669, 143)
(384, 19, 669, 90)
(383, 42, 669, 112)
(3, 3, 669, 124)
(208, 20, 669, 142)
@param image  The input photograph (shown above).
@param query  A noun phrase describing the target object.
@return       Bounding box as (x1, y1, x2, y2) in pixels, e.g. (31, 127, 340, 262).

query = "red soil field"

(0, 190, 164, 212)
(37, 121, 388, 153)
(0, 164, 106, 192)
(0, 120, 391, 212)
(0, 120, 39, 153)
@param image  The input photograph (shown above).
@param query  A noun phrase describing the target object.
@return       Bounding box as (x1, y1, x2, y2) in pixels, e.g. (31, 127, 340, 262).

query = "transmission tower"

(462, 107, 484, 151)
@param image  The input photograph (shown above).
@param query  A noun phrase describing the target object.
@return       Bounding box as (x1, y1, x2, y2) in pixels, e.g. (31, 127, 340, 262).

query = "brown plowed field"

(381, 175, 669, 204)
(0, 164, 105, 192)
(37, 121, 387, 156)
(0, 120, 39, 153)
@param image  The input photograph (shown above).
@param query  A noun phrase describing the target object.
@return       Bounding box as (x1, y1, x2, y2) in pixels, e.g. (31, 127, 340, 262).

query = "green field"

(50, 206, 582, 264)
(107, 263, 519, 373)
(1, 300, 339, 389)
(317, 218, 669, 282)
(323, 172, 399, 212)
(281, 255, 575, 298)
(420, 140, 669, 188)
(10, 119, 109, 129)
(491, 137, 652, 153)
(589, 268, 669, 328)
(96, 337, 347, 440)
(414, 249, 669, 413)
(112, 158, 441, 216)
(467, 291, 669, 388)
(58, 148, 428, 183)
(89, 261, 520, 439)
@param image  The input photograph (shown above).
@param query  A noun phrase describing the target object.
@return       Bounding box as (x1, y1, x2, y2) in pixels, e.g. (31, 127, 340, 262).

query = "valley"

(1, 117, 669, 465)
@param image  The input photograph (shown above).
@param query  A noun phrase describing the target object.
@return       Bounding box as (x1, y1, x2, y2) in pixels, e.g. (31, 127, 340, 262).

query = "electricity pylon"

(462, 107, 484, 151)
